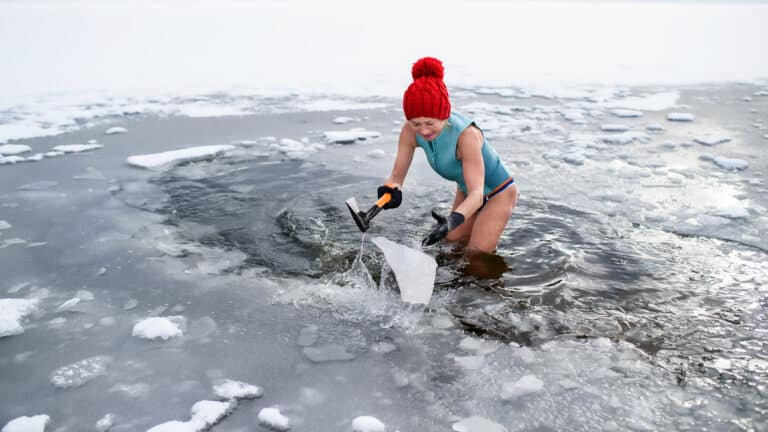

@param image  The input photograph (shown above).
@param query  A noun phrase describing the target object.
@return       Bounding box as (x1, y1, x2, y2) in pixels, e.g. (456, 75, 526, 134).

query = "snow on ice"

(323, 128, 381, 144)
(257, 407, 290, 431)
(147, 400, 236, 432)
(452, 416, 507, 432)
(0, 298, 39, 337)
(212, 379, 263, 400)
(132, 316, 186, 340)
(126, 145, 236, 169)
(352, 416, 386, 432)
(667, 112, 695, 122)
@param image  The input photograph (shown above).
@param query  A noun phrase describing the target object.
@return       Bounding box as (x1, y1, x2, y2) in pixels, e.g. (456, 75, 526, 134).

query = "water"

(2, 83, 767, 430)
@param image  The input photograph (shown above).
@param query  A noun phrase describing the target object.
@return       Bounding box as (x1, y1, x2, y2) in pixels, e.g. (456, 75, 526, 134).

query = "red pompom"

(411, 57, 444, 80)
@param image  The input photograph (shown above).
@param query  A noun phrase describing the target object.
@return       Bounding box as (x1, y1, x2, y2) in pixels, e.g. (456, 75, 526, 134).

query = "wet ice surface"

(1, 84, 767, 431)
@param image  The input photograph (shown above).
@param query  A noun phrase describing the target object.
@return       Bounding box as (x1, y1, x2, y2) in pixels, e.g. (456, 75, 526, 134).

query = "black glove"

(377, 184, 402, 209)
(422, 210, 465, 246)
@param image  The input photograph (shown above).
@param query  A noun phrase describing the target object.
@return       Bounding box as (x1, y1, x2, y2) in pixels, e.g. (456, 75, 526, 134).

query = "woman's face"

(408, 117, 446, 141)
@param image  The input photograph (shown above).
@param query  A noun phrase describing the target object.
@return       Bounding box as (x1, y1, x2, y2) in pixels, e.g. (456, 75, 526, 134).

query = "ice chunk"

(95, 413, 115, 432)
(694, 135, 731, 146)
(454, 355, 485, 370)
(500, 374, 544, 400)
(352, 416, 386, 432)
(371, 237, 436, 305)
(57, 297, 81, 311)
(711, 207, 749, 219)
(0, 298, 39, 337)
(332, 116, 357, 124)
(699, 154, 747, 171)
(147, 400, 236, 432)
(212, 379, 263, 400)
(459, 336, 499, 355)
(257, 407, 290, 431)
(0, 144, 32, 155)
(132, 316, 186, 340)
(600, 124, 629, 132)
(51, 144, 103, 153)
(323, 128, 380, 144)
(0, 220, 11, 230)
(126, 145, 235, 169)
(610, 109, 643, 118)
(452, 416, 507, 432)
(2, 415, 50, 432)
(105, 126, 127, 135)
(50, 355, 111, 388)
(667, 112, 695, 122)
(646, 123, 665, 132)
(302, 344, 355, 362)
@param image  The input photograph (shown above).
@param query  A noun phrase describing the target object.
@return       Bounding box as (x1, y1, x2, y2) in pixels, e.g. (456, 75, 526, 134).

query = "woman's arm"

(384, 123, 417, 188)
(454, 126, 485, 217)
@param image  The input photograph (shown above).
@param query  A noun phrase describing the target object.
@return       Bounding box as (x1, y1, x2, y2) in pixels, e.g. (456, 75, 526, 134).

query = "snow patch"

(352, 416, 386, 432)
(257, 407, 290, 431)
(0, 298, 39, 337)
(132, 316, 186, 340)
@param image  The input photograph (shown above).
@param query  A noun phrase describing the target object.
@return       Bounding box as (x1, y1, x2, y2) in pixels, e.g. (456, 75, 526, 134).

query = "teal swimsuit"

(415, 112, 514, 203)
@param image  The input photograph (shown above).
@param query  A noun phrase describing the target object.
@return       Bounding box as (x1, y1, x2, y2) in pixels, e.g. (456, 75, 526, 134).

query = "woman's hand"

(422, 210, 465, 246)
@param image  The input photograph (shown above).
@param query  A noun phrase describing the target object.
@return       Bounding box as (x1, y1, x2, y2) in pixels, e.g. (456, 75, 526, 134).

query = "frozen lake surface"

(2, 82, 767, 431)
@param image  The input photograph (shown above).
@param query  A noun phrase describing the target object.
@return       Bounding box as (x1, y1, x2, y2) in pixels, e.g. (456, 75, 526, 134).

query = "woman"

(378, 57, 518, 253)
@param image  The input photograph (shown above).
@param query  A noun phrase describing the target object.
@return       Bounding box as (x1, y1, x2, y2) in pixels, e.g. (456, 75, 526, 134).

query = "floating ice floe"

(323, 128, 380, 144)
(269, 138, 325, 159)
(332, 116, 357, 124)
(257, 407, 290, 431)
(699, 154, 748, 171)
(755, 90, 768, 96)
(667, 112, 695, 122)
(646, 123, 665, 132)
(105, 126, 127, 135)
(2, 415, 50, 432)
(693, 135, 731, 146)
(57, 297, 81, 311)
(500, 374, 545, 400)
(95, 413, 115, 432)
(0, 144, 32, 155)
(610, 109, 643, 118)
(601, 131, 649, 145)
(0, 298, 39, 337)
(51, 144, 104, 153)
(212, 379, 263, 400)
(50, 355, 111, 388)
(600, 124, 629, 132)
(371, 236, 436, 305)
(0, 220, 11, 230)
(452, 416, 507, 432)
(147, 400, 236, 432)
(126, 145, 235, 169)
(711, 207, 749, 219)
(352, 416, 386, 432)
(132, 316, 186, 340)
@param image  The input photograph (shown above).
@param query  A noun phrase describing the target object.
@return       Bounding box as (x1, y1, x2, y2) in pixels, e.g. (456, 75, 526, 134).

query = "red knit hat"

(403, 57, 451, 120)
